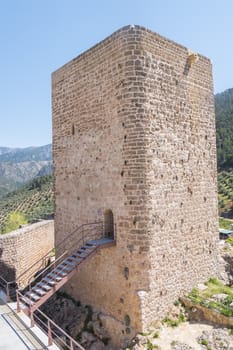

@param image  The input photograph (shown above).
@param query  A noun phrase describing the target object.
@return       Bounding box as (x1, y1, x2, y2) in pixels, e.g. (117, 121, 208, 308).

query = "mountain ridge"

(0, 144, 52, 197)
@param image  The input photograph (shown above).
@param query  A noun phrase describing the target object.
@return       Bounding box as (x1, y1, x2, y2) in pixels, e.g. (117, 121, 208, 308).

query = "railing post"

(16, 291, 20, 313)
(48, 319, 53, 346)
(6, 282, 10, 303)
(70, 339, 74, 350)
(30, 308, 35, 327)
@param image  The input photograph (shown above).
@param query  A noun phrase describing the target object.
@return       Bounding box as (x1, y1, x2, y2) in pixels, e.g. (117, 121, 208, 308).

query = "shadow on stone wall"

(222, 254, 233, 285)
(0, 247, 17, 299)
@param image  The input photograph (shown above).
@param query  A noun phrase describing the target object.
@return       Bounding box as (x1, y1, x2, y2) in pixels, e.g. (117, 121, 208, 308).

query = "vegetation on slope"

(188, 277, 233, 317)
(218, 170, 233, 219)
(215, 88, 233, 169)
(1, 212, 28, 234)
(0, 144, 52, 197)
(0, 175, 54, 233)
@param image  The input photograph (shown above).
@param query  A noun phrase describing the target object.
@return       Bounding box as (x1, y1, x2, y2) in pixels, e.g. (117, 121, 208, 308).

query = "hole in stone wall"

(126, 327, 131, 334)
(121, 171, 124, 177)
(204, 197, 207, 202)
(122, 122, 125, 127)
(187, 187, 193, 195)
(124, 267, 129, 280)
(124, 135, 127, 141)
(71, 124, 75, 135)
(129, 200, 132, 205)
(124, 160, 127, 165)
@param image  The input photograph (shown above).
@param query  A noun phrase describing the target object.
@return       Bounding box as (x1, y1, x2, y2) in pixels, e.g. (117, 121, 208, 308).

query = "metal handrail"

(27, 224, 102, 294)
(55, 221, 103, 255)
(16, 290, 85, 350)
(0, 275, 12, 302)
(28, 250, 68, 291)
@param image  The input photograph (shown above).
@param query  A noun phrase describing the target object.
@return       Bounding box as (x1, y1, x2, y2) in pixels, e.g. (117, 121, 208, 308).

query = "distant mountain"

(215, 88, 233, 169)
(0, 144, 52, 197)
(0, 144, 52, 163)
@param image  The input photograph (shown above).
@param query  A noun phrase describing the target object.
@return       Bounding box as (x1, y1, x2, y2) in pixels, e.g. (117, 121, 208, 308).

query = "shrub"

(1, 211, 27, 234)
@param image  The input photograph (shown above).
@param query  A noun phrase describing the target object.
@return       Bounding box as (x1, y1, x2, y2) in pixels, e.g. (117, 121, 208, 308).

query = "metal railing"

(0, 275, 16, 302)
(16, 290, 85, 350)
(0, 221, 103, 301)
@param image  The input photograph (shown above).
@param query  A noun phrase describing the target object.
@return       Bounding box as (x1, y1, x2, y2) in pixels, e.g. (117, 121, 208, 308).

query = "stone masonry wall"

(52, 25, 218, 346)
(0, 220, 54, 285)
(130, 28, 219, 326)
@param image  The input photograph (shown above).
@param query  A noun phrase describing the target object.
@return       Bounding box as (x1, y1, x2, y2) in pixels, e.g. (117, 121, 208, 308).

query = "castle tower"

(52, 26, 218, 345)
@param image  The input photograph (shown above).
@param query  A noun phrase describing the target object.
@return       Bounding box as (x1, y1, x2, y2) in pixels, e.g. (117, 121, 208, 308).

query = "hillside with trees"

(215, 88, 233, 169)
(0, 175, 53, 234)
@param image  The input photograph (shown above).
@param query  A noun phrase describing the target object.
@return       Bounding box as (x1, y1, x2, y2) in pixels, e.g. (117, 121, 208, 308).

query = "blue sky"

(0, 0, 232, 147)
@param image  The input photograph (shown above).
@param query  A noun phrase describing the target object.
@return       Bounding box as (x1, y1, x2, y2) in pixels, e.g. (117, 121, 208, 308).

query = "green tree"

(1, 211, 28, 234)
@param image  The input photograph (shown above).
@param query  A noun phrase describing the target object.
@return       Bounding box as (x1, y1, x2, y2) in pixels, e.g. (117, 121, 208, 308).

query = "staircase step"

(85, 242, 95, 246)
(79, 247, 90, 252)
(42, 277, 56, 286)
(63, 259, 77, 267)
(37, 282, 53, 292)
(31, 287, 47, 296)
(54, 269, 68, 277)
(67, 256, 81, 263)
(20, 296, 35, 306)
(86, 241, 98, 246)
(47, 272, 63, 282)
(25, 292, 41, 302)
(71, 253, 84, 260)
(83, 244, 95, 250)
(75, 251, 88, 257)
(56, 263, 73, 272)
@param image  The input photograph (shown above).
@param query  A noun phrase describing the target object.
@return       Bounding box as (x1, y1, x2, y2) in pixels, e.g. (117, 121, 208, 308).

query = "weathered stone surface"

(198, 328, 233, 350)
(0, 220, 54, 285)
(52, 25, 219, 346)
(171, 342, 194, 350)
(89, 340, 106, 350)
(181, 297, 233, 327)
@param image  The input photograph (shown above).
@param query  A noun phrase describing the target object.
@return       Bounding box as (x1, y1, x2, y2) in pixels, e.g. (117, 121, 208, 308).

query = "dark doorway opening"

(104, 209, 114, 239)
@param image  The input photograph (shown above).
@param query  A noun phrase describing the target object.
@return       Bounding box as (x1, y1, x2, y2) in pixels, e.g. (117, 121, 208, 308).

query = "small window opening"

(72, 124, 75, 135)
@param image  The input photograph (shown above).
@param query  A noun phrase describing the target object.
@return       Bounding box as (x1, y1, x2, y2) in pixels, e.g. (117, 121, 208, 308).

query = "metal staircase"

(0, 221, 115, 349)
(18, 237, 114, 312)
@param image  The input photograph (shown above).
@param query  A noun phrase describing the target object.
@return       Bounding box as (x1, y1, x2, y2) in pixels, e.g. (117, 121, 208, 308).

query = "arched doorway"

(104, 209, 114, 239)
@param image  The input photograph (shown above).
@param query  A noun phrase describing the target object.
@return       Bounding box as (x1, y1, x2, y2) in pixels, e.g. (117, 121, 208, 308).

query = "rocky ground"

(129, 323, 233, 350)
(40, 292, 116, 350)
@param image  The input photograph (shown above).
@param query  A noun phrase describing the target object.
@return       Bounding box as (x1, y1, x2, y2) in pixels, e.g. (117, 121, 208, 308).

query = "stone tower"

(52, 26, 218, 345)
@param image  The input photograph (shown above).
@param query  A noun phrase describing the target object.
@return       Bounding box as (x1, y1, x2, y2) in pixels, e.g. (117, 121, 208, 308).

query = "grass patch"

(188, 278, 233, 317)
(219, 217, 233, 230)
